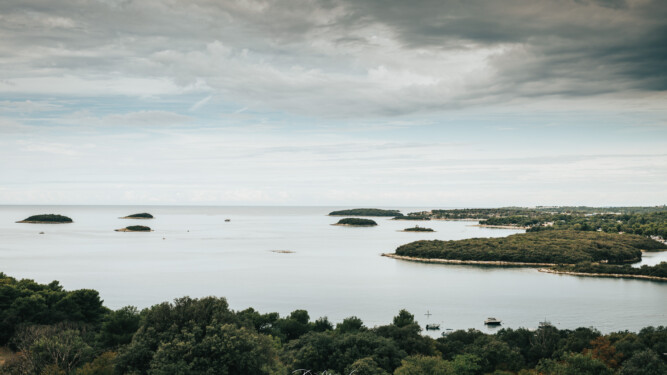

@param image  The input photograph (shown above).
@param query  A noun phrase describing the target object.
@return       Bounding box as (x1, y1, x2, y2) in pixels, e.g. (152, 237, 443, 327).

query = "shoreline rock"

(538, 268, 667, 282)
(16, 221, 72, 224)
(331, 224, 377, 227)
(382, 253, 563, 267)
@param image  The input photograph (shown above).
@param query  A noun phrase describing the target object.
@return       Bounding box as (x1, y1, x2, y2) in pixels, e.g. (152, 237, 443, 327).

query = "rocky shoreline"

(538, 268, 667, 282)
(381, 253, 562, 267)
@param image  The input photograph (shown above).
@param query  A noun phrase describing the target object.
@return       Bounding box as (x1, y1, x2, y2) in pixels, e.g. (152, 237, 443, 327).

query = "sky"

(0, 0, 666, 207)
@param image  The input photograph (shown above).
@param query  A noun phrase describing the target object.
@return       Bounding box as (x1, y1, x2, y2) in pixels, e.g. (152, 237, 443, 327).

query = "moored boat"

(484, 317, 502, 325)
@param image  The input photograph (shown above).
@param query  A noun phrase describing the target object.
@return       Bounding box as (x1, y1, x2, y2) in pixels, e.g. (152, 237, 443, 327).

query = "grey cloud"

(0, 0, 665, 118)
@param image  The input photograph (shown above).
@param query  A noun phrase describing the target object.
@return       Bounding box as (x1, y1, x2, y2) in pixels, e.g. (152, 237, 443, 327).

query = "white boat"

(425, 323, 440, 330)
(484, 317, 502, 325)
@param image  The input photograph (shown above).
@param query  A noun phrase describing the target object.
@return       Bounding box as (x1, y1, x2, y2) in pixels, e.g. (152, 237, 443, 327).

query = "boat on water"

(425, 324, 440, 330)
(484, 317, 502, 325)
(441, 328, 454, 337)
(225, 219, 231, 222)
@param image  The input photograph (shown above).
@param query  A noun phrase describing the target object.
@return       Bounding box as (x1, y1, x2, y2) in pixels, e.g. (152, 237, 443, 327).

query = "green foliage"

(11, 324, 95, 375)
(426, 206, 667, 239)
(19, 214, 72, 223)
(147, 323, 283, 375)
(125, 213, 153, 219)
(336, 218, 378, 226)
(96, 306, 141, 349)
(403, 226, 434, 232)
(283, 331, 404, 374)
(336, 316, 366, 334)
(329, 208, 402, 217)
(619, 349, 667, 375)
(1, 273, 666, 375)
(0, 273, 107, 345)
(75, 351, 116, 375)
(123, 225, 151, 231)
(115, 296, 236, 374)
(394, 355, 452, 375)
(395, 230, 658, 264)
(554, 262, 667, 279)
(536, 352, 613, 375)
(345, 356, 389, 375)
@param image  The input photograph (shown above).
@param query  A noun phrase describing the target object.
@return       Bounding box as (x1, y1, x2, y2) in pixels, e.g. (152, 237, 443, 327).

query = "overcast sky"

(1, 0, 665, 206)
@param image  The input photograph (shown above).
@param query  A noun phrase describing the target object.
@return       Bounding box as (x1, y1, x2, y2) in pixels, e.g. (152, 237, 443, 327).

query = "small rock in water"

(39, 232, 45, 234)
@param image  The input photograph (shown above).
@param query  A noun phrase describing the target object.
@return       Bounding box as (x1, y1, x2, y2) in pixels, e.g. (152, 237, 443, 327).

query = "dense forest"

(336, 218, 378, 226)
(17, 214, 73, 223)
(1, 273, 665, 375)
(553, 262, 667, 279)
(394, 231, 665, 265)
(329, 209, 402, 217)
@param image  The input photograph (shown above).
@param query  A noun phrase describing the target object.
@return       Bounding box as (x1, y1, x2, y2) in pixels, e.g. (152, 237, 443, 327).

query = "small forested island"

(334, 218, 378, 226)
(115, 225, 152, 232)
(403, 226, 434, 232)
(387, 230, 667, 281)
(120, 212, 154, 219)
(329, 208, 402, 217)
(16, 214, 73, 224)
(1, 272, 665, 375)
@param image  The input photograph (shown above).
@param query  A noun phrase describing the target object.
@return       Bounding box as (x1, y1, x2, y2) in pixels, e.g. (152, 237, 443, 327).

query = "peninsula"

(16, 214, 73, 224)
(385, 230, 667, 281)
(333, 218, 378, 226)
(391, 230, 663, 264)
(328, 208, 402, 217)
(115, 225, 152, 232)
(120, 212, 154, 219)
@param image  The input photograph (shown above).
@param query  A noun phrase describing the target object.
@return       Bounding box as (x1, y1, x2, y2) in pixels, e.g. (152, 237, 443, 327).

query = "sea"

(1, 205, 666, 336)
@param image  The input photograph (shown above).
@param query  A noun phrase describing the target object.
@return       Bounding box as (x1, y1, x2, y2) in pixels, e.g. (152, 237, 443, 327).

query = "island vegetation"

(403, 226, 434, 232)
(549, 262, 667, 279)
(329, 208, 402, 217)
(393, 230, 665, 265)
(120, 213, 153, 219)
(16, 214, 72, 224)
(393, 215, 431, 221)
(0, 272, 665, 375)
(335, 218, 378, 226)
(409, 206, 667, 241)
(115, 225, 152, 232)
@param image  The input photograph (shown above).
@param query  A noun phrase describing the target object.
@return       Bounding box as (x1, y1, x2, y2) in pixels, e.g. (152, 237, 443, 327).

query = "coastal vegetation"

(420, 206, 667, 240)
(121, 213, 153, 219)
(403, 226, 434, 232)
(335, 218, 378, 226)
(329, 208, 402, 217)
(16, 214, 72, 223)
(551, 262, 667, 279)
(1, 273, 665, 375)
(115, 225, 151, 232)
(394, 231, 665, 265)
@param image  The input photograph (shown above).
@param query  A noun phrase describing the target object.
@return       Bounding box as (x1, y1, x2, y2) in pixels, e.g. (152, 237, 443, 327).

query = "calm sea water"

(1, 205, 665, 336)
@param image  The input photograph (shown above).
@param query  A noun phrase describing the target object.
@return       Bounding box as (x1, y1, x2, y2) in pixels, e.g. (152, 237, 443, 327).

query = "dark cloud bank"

(0, 0, 665, 116)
